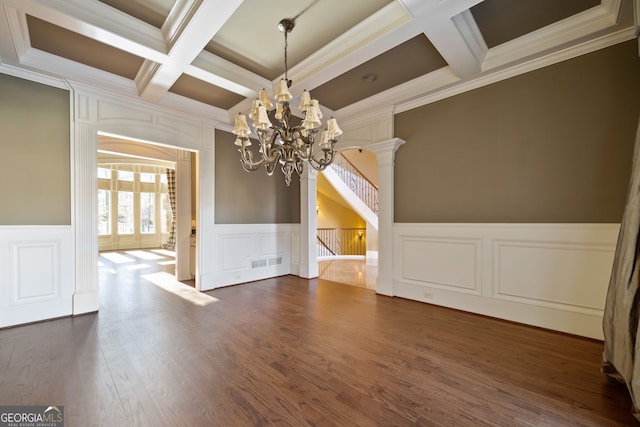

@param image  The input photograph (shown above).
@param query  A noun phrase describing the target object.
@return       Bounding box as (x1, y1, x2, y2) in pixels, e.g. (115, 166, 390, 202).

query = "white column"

(73, 121, 99, 314)
(299, 167, 318, 278)
(368, 138, 405, 296)
(198, 127, 216, 290)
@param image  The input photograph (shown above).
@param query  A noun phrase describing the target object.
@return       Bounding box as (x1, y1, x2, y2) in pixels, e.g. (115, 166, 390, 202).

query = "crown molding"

(0, 61, 68, 88)
(483, 1, 622, 71)
(337, 67, 459, 120)
(396, 26, 636, 114)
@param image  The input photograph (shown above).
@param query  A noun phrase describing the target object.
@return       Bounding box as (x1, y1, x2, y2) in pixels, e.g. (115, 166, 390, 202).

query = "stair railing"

(329, 153, 378, 214)
(317, 236, 335, 257)
(317, 228, 366, 256)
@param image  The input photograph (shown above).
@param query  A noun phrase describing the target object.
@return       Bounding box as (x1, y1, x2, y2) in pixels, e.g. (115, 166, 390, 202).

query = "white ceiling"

(0, 0, 636, 128)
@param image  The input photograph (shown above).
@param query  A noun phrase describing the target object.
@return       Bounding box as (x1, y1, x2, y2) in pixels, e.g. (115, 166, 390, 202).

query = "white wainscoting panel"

(394, 223, 619, 339)
(493, 240, 613, 314)
(0, 226, 74, 328)
(11, 241, 59, 303)
(401, 237, 481, 294)
(202, 224, 300, 290)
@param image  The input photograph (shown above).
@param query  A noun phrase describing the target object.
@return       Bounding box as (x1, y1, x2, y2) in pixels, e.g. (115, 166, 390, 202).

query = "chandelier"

(232, 17, 342, 186)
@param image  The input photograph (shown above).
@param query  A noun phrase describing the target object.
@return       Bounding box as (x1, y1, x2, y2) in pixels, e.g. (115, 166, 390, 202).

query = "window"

(140, 172, 155, 183)
(140, 192, 155, 233)
(97, 168, 111, 179)
(98, 165, 170, 245)
(118, 170, 134, 181)
(118, 191, 134, 234)
(98, 190, 111, 235)
(161, 193, 170, 233)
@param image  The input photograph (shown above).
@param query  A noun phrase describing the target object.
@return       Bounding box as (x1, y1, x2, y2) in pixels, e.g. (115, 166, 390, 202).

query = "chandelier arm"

(256, 129, 286, 164)
(307, 142, 337, 171)
(238, 143, 265, 171)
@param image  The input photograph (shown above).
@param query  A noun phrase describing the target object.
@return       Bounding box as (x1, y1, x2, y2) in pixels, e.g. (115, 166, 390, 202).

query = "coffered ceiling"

(0, 0, 636, 126)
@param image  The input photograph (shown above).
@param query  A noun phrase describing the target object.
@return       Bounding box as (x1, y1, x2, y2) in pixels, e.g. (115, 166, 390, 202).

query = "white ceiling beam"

(421, 16, 482, 78)
(187, 51, 271, 98)
(0, 5, 28, 64)
(451, 9, 488, 64)
(400, 0, 486, 79)
(135, 0, 244, 102)
(0, 0, 168, 62)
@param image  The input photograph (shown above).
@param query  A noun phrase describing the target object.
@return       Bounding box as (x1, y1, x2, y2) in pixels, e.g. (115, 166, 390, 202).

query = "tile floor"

(318, 258, 378, 289)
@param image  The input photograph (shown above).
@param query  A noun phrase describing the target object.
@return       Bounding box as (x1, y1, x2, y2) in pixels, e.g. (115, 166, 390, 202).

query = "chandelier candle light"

(232, 17, 343, 186)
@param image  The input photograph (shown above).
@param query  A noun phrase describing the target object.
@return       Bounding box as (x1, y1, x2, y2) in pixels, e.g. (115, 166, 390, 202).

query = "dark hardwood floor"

(0, 249, 636, 426)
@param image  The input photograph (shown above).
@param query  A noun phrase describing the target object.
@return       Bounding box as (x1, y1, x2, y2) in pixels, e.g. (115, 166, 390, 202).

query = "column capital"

(367, 138, 406, 164)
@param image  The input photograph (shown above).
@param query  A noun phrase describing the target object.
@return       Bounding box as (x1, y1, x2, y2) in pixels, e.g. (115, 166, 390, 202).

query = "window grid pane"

(140, 192, 155, 234)
(118, 170, 134, 182)
(140, 172, 155, 183)
(97, 168, 111, 179)
(161, 193, 170, 233)
(98, 189, 110, 235)
(118, 191, 134, 234)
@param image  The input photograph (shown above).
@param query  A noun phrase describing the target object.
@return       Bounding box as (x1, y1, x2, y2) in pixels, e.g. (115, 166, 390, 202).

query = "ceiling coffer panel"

(471, 0, 601, 48)
(312, 35, 447, 111)
(27, 15, 144, 80)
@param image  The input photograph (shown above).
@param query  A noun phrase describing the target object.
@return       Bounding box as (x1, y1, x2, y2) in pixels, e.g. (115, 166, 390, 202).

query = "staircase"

(321, 153, 378, 230)
(317, 153, 378, 257)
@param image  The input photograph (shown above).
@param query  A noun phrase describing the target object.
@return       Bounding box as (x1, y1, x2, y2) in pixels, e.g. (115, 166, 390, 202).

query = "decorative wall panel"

(394, 223, 619, 339)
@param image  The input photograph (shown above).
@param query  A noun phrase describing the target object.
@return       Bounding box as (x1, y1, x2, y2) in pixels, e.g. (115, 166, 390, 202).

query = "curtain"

(602, 117, 640, 420)
(163, 168, 177, 249)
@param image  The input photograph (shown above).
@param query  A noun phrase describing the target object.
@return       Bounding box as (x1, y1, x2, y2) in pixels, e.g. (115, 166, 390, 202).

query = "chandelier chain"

(284, 30, 289, 86)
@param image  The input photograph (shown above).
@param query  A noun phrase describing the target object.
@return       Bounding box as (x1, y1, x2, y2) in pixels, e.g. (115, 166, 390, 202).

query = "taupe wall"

(0, 73, 70, 225)
(394, 40, 640, 223)
(215, 129, 300, 224)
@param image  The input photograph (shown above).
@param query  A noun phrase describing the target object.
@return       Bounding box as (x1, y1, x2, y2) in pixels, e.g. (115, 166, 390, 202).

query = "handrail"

(329, 153, 379, 214)
(317, 236, 336, 256)
(317, 228, 366, 256)
(338, 153, 378, 190)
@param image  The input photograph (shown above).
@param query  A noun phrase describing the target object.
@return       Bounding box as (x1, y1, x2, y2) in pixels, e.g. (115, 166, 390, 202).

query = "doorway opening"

(97, 133, 198, 289)
(316, 147, 379, 289)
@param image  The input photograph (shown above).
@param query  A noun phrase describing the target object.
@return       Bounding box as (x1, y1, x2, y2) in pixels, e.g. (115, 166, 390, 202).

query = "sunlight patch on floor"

(125, 250, 165, 260)
(141, 272, 218, 306)
(100, 252, 136, 264)
(151, 249, 176, 257)
(157, 260, 176, 266)
(126, 263, 150, 271)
